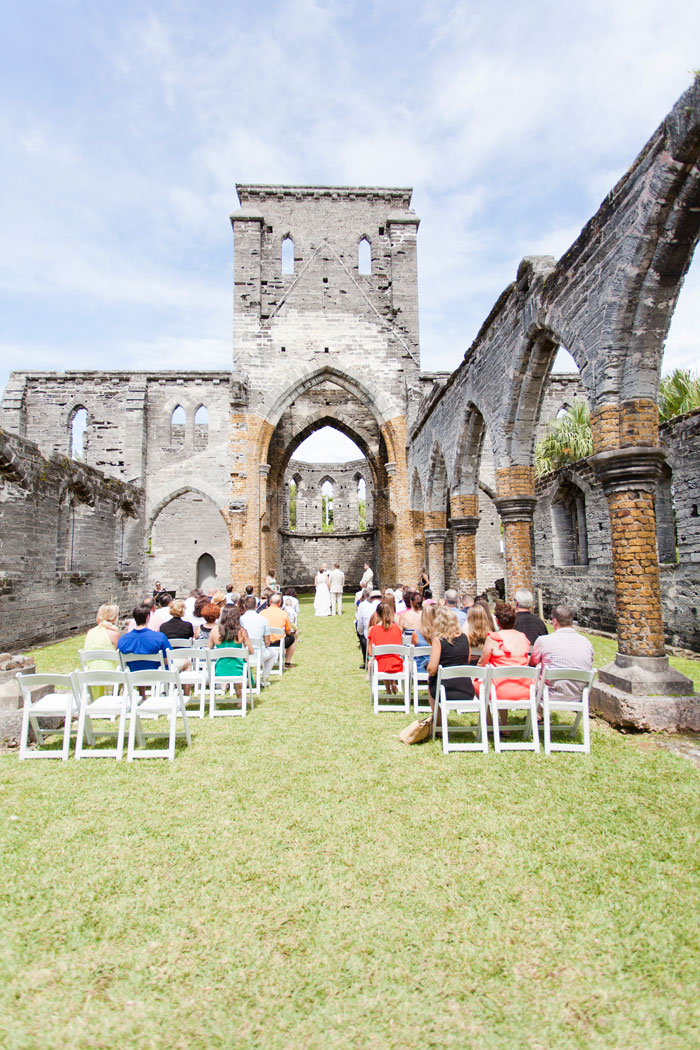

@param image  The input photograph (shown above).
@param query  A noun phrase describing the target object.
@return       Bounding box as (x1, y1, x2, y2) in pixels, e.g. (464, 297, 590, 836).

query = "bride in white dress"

(313, 566, 332, 617)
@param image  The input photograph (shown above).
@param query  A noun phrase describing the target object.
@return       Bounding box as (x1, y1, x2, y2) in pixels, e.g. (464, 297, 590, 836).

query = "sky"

(1, 0, 699, 464)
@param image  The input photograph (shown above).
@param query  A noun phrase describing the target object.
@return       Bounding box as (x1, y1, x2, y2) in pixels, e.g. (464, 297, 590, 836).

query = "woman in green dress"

(208, 606, 254, 696)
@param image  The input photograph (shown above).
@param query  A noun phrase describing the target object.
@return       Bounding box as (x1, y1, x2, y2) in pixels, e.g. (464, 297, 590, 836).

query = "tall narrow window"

(552, 480, 589, 566)
(358, 237, 371, 275)
(194, 404, 209, 449)
(70, 407, 88, 460)
(282, 237, 294, 275)
(321, 480, 334, 533)
(357, 477, 366, 531)
(288, 478, 297, 532)
(197, 552, 216, 589)
(170, 405, 186, 446)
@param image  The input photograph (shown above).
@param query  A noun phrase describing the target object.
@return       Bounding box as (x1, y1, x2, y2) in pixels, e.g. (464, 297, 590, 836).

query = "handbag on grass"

(399, 717, 432, 745)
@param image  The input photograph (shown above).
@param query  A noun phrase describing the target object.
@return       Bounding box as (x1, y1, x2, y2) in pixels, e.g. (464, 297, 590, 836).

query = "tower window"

(282, 237, 294, 275)
(358, 237, 371, 275)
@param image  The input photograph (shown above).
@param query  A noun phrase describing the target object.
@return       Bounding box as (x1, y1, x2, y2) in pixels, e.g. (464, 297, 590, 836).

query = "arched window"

(288, 478, 297, 532)
(170, 405, 186, 446)
(357, 476, 366, 531)
(197, 552, 216, 589)
(551, 480, 589, 566)
(358, 237, 372, 275)
(70, 407, 88, 461)
(321, 480, 334, 533)
(194, 404, 209, 449)
(656, 464, 678, 563)
(282, 236, 294, 275)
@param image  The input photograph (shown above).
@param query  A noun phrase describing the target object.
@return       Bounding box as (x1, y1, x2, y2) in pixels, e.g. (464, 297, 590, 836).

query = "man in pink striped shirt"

(530, 604, 593, 701)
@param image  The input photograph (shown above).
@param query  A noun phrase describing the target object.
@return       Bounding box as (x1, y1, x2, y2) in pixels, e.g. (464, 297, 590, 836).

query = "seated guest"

(257, 587, 274, 613)
(477, 601, 531, 717)
(283, 588, 300, 620)
(460, 593, 475, 612)
(208, 606, 254, 696)
(83, 604, 121, 692)
(393, 587, 406, 614)
(240, 596, 277, 686)
(463, 604, 491, 663)
(426, 606, 473, 725)
(261, 593, 297, 668)
(445, 589, 467, 626)
(225, 584, 236, 605)
(118, 604, 171, 670)
(422, 587, 435, 605)
(150, 591, 174, 631)
(282, 594, 298, 628)
(474, 598, 496, 631)
(196, 603, 221, 644)
(398, 591, 423, 639)
(211, 591, 227, 612)
(368, 602, 404, 694)
(183, 589, 202, 626)
(356, 589, 381, 669)
(160, 599, 195, 643)
(410, 603, 436, 674)
(530, 603, 593, 701)
(513, 588, 548, 645)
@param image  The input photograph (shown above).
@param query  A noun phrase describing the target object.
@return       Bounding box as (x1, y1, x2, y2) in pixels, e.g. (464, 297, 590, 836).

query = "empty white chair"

(74, 670, 132, 759)
(369, 645, 410, 714)
(16, 673, 79, 760)
(410, 646, 432, 713)
(540, 668, 596, 754)
(432, 665, 491, 754)
(126, 670, 191, 760)
(248, 646, 262, 696)
(166, 647, 208, 718)
(489, 665, 540, 753)
(207, 650, 249, 718)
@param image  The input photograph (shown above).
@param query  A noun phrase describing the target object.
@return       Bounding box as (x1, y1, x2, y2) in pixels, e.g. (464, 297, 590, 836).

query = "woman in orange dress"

(367, 601, 403, 694)
(477, 601, 531, 716)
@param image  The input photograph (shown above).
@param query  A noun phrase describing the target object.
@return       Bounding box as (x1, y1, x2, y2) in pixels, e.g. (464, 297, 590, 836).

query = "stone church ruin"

(2, 78, 700, 730)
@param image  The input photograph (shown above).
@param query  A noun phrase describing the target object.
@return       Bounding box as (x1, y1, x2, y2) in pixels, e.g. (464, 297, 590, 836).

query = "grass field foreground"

(1, 599, 700, 1049)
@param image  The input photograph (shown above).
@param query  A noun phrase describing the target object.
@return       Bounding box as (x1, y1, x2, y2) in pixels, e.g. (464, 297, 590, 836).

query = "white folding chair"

(78, 649, 121, 670)
(248, 645, 262, 696)
(119, 651, 166, 672)
(74, 670, 132, 760)
(126, 670, 191, 760)
(540, 668, 596, 754)
(489, 665, 540, 753)
(268, 639, 285, 678)
(207, 650, 249, 718)
(169, 638, 194, 649)
(166, 647, 208, 718)
(369, 645, 410, 714)
(16, 673, 79, 760)
(432, 665, 491, 753)
(410, 645, 432, 713)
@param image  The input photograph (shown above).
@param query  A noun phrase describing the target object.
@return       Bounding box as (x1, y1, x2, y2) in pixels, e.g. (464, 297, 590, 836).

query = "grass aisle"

(1, 599, 700, 1049)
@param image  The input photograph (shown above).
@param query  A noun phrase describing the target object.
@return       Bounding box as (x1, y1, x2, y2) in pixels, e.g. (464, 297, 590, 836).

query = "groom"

(329, 563, 345, 615)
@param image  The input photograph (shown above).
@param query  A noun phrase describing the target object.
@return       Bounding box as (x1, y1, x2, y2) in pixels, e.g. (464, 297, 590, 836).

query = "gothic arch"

(426, 443, 449, 513)
(147, 485, 227, 534)
(453, 402, 488, 495)
(262, 366, 392, 444)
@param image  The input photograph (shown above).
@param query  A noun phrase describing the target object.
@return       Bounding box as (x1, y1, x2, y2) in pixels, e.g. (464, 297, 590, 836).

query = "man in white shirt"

(356, 588, 381, 668)
(329, 563, 345, 616)
(360, 563, 373, 589)
(240, 596, 277, 686)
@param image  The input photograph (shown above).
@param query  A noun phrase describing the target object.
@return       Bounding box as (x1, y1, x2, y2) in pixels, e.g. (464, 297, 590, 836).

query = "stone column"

(590, 445, 696, 728)
(494, 466, 536, 598)
(494, 498, 536, 597)
(424, 528, 448, 599)
(451, 517, 480, 594)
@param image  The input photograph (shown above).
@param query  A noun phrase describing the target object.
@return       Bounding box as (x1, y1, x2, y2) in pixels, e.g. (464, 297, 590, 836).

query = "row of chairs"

(16, 645, 272, 761)
(367, 645, 596, 754)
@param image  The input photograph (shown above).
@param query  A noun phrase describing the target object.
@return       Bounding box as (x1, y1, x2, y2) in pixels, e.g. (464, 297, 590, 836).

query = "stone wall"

(0, 428, 144, 651)
(281, 531, 376, 590)
(283, 458, 373, 532)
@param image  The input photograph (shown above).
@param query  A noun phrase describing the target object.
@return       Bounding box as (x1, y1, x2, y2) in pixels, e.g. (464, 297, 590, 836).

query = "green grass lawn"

(2, 601, 700, 1049)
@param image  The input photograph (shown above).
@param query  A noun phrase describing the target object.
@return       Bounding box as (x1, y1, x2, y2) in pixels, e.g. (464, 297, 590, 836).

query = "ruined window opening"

(378, 226, 385, 236)
(288, 479, 297, 532)
(321, 480, 334, 533)
(551, 480, 588, 566)
(692, 505, 699, 518)
(70, 407, 88, 461)
(170, 405, 186, 446)
(196, 552, 216, 589)
(282, 237, 294, 275)
(357, 477, 366, 532)
(656, 465, 678, 563)
(194, 404, 209, 450)
(358, 237, 371, 275)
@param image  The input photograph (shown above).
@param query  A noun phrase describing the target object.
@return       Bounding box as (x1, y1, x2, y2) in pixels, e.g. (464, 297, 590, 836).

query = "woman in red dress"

(477, 601, 531, 720)
(368, 602, 403, 694)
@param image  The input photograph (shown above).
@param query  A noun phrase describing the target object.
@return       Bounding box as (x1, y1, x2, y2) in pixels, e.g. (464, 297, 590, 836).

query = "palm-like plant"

(535, 399, 593, 477)
(658, 369, 700, 422)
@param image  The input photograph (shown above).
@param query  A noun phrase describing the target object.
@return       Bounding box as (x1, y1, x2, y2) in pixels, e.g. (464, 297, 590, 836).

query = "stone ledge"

(591, 682, 700, 732)
(598, 655, 695, 696)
